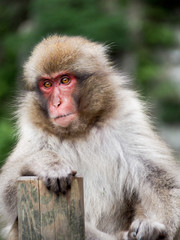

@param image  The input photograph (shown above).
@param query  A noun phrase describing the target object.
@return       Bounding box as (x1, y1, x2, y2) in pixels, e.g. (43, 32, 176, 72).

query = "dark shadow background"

(0, 0, 180, 167)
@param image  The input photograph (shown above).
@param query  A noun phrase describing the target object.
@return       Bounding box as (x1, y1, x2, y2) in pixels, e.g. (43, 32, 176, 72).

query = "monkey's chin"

(52, 113, 77, 128)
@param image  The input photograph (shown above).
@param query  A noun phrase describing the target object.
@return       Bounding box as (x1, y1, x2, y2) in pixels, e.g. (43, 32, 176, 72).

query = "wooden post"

(17, 176, 85, 240)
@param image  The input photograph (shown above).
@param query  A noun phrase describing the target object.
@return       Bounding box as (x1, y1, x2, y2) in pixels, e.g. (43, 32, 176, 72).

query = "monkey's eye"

(43, 81, 52, 88)
(61, 76, 71, 85)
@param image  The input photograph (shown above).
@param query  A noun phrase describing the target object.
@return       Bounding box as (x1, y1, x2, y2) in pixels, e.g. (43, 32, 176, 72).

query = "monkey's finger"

(44, 178, 51, 190)
(66, 174, 73, 189)
(59, 177, 68, 194)
(54, 178, 60, 196)
(72, 170, 77, 176)
(46, 177, 59, 195)
(51, 178, 62, 195)
(128, 219, 141, 239)
(134, 221, 167, 240)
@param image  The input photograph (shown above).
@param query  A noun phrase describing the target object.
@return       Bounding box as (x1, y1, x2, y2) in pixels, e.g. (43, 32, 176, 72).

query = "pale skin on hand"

(0, 35, 180, 240)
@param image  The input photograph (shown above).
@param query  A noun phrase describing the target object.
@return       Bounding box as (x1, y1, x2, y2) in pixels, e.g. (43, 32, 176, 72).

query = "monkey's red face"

(38, 72, 78, 127)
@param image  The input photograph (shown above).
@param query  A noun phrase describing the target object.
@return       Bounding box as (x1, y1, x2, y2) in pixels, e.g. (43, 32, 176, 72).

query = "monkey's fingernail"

(72, 171, 77, 176)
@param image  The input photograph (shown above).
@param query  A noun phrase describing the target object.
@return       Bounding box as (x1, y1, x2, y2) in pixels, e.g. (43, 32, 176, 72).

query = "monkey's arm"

(116, 158, 180, 240)
(0, 146, 76, 224)
(121, 187, 180, 240)
(117, 144, 180, 240)
(114, 88, 180, 239)
(0, 148, 117, 240)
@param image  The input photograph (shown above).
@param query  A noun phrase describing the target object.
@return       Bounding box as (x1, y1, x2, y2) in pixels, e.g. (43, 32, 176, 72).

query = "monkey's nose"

(53, 99, 61, 108)
(55, 102, 61, 108)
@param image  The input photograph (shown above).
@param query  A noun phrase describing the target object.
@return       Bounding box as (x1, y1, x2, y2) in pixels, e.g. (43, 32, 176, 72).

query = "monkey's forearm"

(128, 181, 179, 240)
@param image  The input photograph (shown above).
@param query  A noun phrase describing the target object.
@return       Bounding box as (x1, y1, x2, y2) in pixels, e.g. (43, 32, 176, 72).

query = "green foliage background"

(0, 0, 180, 165)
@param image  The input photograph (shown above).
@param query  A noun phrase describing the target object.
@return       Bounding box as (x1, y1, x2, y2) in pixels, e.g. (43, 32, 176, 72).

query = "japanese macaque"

(0, 35, 180, 240)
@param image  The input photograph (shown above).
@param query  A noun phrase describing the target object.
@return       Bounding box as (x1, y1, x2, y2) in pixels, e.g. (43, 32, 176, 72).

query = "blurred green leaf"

(0, 119, 16, 165)
(143, 22, 176, 47)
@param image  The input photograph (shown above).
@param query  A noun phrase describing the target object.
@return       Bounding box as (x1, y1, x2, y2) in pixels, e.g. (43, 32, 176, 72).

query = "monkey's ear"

(23, 72, 37, 91)
(23, 52, 43, 91)
(82, 42, 110, 66)
(23, 60, 36, 91)
(23, 79, 36, 91)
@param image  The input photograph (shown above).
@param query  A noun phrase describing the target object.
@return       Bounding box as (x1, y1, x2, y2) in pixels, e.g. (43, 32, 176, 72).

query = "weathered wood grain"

(17, 176, 85, 240)
(17, 176, 41, 240)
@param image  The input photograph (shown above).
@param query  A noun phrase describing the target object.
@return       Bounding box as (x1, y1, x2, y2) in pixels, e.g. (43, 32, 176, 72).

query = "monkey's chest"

(81, 172, 120, 233)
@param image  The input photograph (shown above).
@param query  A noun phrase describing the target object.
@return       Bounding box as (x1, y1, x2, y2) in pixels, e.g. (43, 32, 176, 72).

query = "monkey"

(0, 35, 180, 240)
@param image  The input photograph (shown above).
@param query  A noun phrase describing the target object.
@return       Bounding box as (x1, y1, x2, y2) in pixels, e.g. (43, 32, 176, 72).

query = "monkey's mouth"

(54, 112, 76, 119)
(51, 112, 77, 127)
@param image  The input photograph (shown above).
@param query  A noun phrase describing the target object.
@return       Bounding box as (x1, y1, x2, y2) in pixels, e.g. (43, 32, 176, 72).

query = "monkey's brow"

(34, 72, 95, 82)
(74, 72, 95, 82)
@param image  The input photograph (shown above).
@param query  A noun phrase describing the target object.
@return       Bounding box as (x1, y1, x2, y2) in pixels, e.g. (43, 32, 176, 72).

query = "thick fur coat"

(0, 35, 180, 240)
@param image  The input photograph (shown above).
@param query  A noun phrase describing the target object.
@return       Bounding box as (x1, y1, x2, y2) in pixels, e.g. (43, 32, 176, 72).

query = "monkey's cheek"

(52, 113, 77, 127)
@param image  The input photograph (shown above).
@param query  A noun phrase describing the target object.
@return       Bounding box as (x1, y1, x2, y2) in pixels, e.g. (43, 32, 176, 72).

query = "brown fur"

(23, 35, 116, 139)
(26, 71, 117, 139)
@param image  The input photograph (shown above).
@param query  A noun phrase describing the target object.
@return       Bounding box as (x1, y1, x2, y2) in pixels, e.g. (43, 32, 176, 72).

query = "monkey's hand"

(120, 219, 167, 240)
(22, 150, 77, 195)
(43, 164, 77, 195)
